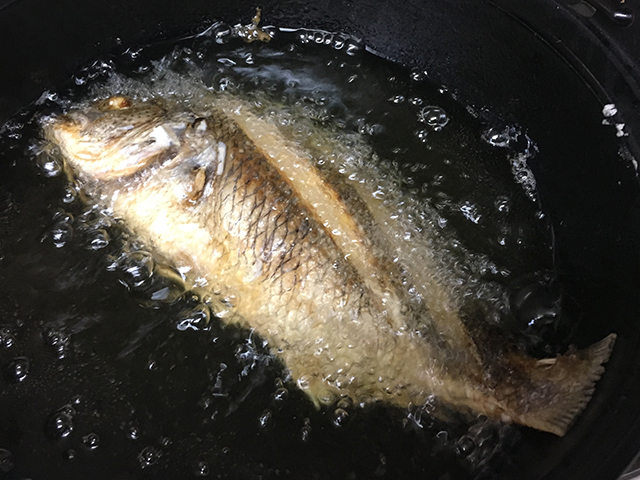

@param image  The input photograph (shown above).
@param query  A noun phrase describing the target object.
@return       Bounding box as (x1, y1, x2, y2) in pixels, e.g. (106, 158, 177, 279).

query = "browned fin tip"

(517, 333, 616, 436)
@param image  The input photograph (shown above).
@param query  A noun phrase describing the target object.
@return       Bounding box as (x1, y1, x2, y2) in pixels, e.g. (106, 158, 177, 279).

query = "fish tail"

(503, 333, 616, 436)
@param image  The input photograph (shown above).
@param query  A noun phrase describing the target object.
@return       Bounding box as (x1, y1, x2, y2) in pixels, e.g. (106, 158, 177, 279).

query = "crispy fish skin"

(43, 93, 615, 436)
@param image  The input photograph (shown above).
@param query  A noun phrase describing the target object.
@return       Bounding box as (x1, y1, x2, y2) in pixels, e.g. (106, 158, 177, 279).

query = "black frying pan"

(0, 1, 639, 479)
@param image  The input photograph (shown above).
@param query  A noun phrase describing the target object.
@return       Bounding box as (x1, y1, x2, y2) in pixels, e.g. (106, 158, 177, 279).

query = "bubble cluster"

(300, 417, 312, 443)
(482, 126, 538, 200)
(455, 417, 516, 470)
(43, 327, 71, 359)
(418, 106, 449, 131)
(295, 29, 362, 55)
(510, 153, 537, 201)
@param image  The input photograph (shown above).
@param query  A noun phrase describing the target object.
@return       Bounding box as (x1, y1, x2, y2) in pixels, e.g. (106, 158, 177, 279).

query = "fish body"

(44, 89, 615, 436)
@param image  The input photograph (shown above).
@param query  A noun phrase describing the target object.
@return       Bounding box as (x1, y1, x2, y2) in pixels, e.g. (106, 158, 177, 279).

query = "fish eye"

(97, 96, 133, 111)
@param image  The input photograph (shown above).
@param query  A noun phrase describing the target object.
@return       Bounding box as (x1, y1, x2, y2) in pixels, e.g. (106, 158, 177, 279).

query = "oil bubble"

(62, 185, 78, 204)
(209, 22, 232, 44)
(5, 357, 29, 383)
(482, 125, 536, 154)
(138, 446, 161, 469)
(483, 126, 512, 148)
(336, 397, 353, 410)
(125, 423, 141, 440)
(312, 31, 325, 44)
(193, 460, 210, 477)
(51, 220, 74, 249)
(344, 38, 361, 56)
(259, 409, 273, 429)
(273, 386, 289, 403)
(136, 65, 151, 74)
(332, 407, 349, 427)
(118, 251, 154, 289)
(414, 129, 429, 143)
(0, 327, 15, 348)
(125, 47, 143, 61)
(176, 303, 211, 331)
(47, 408, 74, 438)
(143, 264, 186, 304)
(456, 435, 476, 457)
(217, 57, 236, 67)
(331, 34, 347, 50)
(52, 209, 73, 224)
(86, 228, 110, 250)
(410, 70, 428, 82)
(495, 196, 511, 214)
(418, 106, 449, 131)
(83, 433, 100, 450)
(35, 89, 59, 105)
(35, 148, 64, 177)
(0, 449, 14, 473)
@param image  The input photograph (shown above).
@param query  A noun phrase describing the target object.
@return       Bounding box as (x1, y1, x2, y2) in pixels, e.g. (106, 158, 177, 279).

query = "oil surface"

(0, 20, 564, 480)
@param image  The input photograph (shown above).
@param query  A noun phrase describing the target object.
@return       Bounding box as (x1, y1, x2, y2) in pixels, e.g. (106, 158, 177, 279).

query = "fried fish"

(42, 88, 615, 436)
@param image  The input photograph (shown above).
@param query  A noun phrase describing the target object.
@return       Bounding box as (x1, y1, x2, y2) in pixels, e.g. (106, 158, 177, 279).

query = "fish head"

(43, 96, 191, 180)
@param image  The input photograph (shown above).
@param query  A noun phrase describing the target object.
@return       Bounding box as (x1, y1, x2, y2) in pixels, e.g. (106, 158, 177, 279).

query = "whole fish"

(43, 88, 615, 436)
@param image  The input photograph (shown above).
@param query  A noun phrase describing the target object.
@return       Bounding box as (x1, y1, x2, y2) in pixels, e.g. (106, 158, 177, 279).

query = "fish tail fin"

(505, 333, 616, 436)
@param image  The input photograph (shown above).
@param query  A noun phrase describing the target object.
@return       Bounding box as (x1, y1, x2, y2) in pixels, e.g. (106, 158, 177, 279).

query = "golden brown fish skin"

(43, 94, 615, 436)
